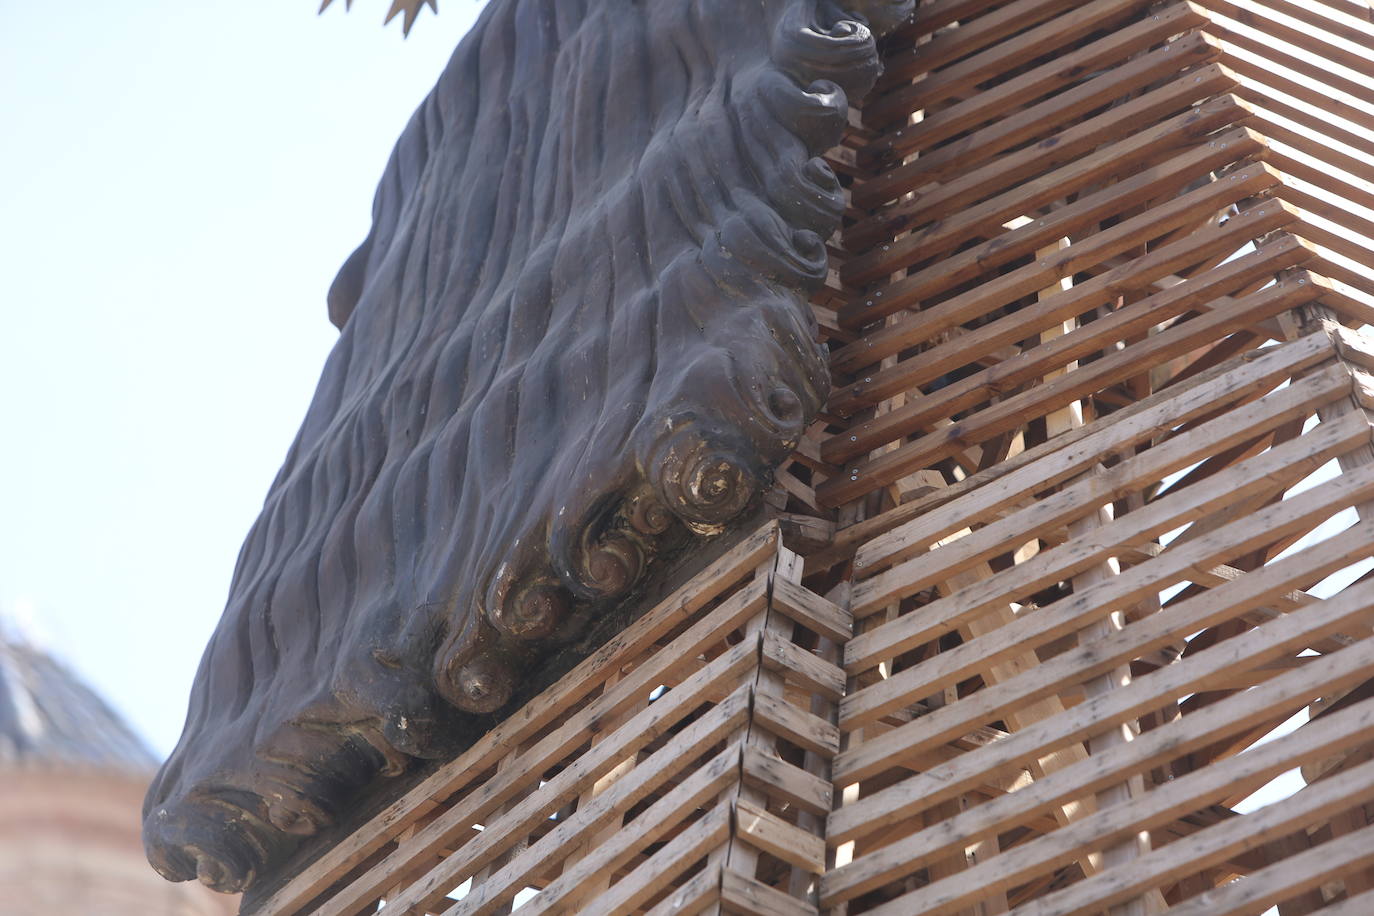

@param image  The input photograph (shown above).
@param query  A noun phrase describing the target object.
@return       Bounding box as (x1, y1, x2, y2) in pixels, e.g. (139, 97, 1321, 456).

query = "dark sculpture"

(144, 0, 911, 894)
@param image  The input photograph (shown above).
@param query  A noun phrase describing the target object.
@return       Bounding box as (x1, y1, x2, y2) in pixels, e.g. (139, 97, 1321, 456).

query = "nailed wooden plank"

(753, 691, 841, 759)
(903, 0, 1004, 39)
(849, 70, 1243, 251)
(844, 426, 1373, 729)
(875, 0, 1086, 89)
(1275, 887, 1374, 916)
(251, 524, 778, 915)
(1266, 142, 1374, 215)
(769, 577, 852, 644)
(826, 657, 1374, 906)
(1217, 41, 1374, 136)
(719, 869, 816, 916)
(864, 3, 1210, 164)
(851, 31, 1221, 210)
(835, 240, 1308, 513)
(1162, 820, 1374, 915)
(831, 515, 1374, 850)
(865, 0, 1157, 127)
(445, 691, 751, 916)
(843, 104, 1256, 289)
(1238, 0, 1374, 47)
(822, 332, 1337, 565)
(835, 557, 1374, 796)
(820, 273, 1326, 506)
(853, 689, 1374, 916)
(640, 864, 721, 916)
(514, 744, 742, 916)
(999, 742, 1374, 916)
(847, 364, 1356, 621)
(762, 631, 846, 702)
(830, 237, 1308, 466)
(835, 148, 1276, 358)
(1231, 74, 1374, 170)
(577, 804, 732, 916)
(832, 196, 1298, 416)
(361, 636, 762, 915)
(735, 798, 827, 875)
(1199, 0, 1374, 82)
(741, 745, 833, 818)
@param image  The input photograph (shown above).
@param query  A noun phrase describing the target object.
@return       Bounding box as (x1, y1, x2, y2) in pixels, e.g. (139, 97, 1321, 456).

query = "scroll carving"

(144, 0, 911, 893)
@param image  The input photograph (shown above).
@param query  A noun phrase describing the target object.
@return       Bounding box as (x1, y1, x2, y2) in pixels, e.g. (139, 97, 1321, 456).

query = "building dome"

(0, 633, 238, 915)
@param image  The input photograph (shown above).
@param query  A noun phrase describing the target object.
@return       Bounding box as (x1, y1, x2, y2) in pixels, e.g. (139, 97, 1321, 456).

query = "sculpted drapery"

(144, 0, 911, 893)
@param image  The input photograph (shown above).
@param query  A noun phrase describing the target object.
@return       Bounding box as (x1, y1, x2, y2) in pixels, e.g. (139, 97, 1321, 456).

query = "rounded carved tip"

(144, 799, 267, 894)
(195, 853, 250, 894)
(582, 534, 644, 598)
(448, 656, 515, 714)
(267, 801, 320, 837)
(765, 386, 805, 428)
(493, 582, 568, 640)
(676, 447, 756, 528)
(629, 493, 674, 536)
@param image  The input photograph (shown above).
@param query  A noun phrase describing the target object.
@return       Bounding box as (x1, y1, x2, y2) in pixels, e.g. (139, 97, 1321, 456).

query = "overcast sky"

(0, 0, 485, 757)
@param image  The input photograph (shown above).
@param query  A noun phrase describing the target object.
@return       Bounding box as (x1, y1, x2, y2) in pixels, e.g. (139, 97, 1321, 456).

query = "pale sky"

(0, 0, 486, 757)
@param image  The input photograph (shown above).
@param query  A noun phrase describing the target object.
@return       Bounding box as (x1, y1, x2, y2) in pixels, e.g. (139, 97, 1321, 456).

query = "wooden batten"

(245, 0, 1374, 912)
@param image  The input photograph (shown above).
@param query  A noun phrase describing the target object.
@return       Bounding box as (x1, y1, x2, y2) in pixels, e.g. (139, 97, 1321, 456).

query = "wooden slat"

(769, 577, 852, 644)
(835, 563, 1374, 791)
(762, 631, 846, 702)
(640, 865, 721, 916)
(846, 330, 1332, 575)
(444, 691, 750, 916)
(848, 364, 1357, 620)
(830, 517, 1374, 850)
(753, 690, 841, 759)
(513, 744, 742, 916)
(863, 2, 1209, 164)
(735, 798, 827, 875)
(844, 448, 1374, 730)
(827, 675, 1374, 908)
(362, 636, 761, 915)
(854, 690, 1374, 916)
(843, 96, 1254, 288)
(848, 68, 1242, 251)
(820, 272, 1326, 506)
(864, 0, 1157, 127)
(874, 0, 1086, 89)
(719, 869, 815, 916)
(741, 745, 833, 818)
(830, 204, 1305, 442)
(576, 804, 731, 916)
(851, 31, 1222, 210)
(251, 525, 777, 915)
(1002, 749, 1374, 916)
(1162, 820, 1374, 915)
(822, 331, 1337, 565)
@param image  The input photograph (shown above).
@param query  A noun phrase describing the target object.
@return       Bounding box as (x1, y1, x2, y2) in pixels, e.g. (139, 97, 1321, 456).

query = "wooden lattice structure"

(245, 0, 1374, 912)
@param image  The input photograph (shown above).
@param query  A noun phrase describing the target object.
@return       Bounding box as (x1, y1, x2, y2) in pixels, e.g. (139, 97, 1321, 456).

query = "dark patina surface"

(144, 0, 911, 894)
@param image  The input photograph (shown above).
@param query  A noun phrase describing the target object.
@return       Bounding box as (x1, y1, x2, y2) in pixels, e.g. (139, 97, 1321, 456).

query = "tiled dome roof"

(0, 636, 154, 770)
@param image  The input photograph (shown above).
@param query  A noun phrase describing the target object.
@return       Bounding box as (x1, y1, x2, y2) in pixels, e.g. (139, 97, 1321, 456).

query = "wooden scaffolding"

(246, 0, 1374, 912)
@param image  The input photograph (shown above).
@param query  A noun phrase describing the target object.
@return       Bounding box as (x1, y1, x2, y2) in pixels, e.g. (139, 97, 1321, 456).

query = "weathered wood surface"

(818, 0, 1374, 912)
(244, 0, 1374, 912)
